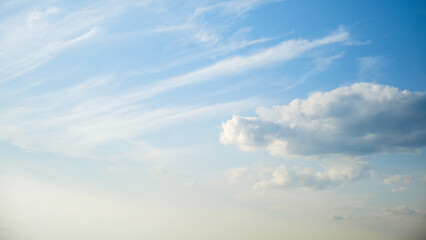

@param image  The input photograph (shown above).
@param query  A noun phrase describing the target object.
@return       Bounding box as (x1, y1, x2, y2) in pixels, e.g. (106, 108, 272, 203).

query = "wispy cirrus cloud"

(123, 26, 349, 103)
(0, 1, 350, 162)
(0, 2, 126, 82)
(0, 83, 258, 160)
(119, 0, 284, 49)
(62, 27, 348, 120)
(357, 56, 387, 81)
(190, 0, 283, 20)
(281, 52, 344, 91)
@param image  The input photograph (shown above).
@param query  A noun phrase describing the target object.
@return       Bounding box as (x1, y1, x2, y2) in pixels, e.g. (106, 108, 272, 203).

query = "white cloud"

(182, 181, 195, 188)
(357, 56, 386, 81)
(329, 215, 349, 221)
(282, 52, 344, 91)
(220, 83, 426, 158)
(392, 187, 408, 192)
(226, 167, 253, 184)
(383, 205, 423, 216)
(226, 161, 370, 190)
(358, 56, 384, 72)
(190, 0, 282, 20)
(150, 165, 177, 177)
(0, 3, 351, 162)
(0, 26, 350, 161)
(136, 0, 284, 47)
(26, 7, 58, 26)
(0, 56, 260, 160)
(123, 26, 349, 102)
(384, 174, 412, 184)
(0, 3, 122, 81)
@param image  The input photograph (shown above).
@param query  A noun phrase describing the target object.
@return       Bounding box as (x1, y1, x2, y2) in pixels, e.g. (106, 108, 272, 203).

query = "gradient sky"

(1, 0, 426, 239)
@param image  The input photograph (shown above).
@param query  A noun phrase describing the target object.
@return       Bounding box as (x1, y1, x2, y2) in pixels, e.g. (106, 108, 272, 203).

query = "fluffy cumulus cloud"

(226, 161, 370, 190)
(220, 83, 426, 158)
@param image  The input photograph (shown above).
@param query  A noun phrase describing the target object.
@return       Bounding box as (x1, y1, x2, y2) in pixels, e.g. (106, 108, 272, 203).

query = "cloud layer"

(220, 83, 426, 158)
(384, 174, 412, 184)
(383, 205, 424, 217)
(226, 161, 370, 190)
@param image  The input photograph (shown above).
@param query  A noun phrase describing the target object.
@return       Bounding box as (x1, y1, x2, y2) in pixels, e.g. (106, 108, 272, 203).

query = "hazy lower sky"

(1, 0, 425, 239)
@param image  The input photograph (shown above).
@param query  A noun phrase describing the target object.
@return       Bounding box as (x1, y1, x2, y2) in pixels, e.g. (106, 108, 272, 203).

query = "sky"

(0, 0, 426, 239)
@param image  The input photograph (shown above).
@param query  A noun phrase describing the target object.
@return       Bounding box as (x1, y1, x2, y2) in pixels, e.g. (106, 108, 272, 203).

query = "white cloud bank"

(226, 161, 370, 190)
(221, 83, 426, 158)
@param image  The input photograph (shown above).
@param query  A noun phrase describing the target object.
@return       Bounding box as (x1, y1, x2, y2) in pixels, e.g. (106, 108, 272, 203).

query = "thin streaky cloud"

(357, 55, 387, 81)
(189, 0, 282, 21)
(0, 2, 125, 82)
(281, 52, 344, 91)
(0, 92, 259, 159)
(1, 1, 425, 239)
(122, 27, 349, 104)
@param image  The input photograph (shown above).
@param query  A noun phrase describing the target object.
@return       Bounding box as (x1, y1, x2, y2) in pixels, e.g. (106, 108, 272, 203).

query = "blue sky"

(0, 0, 425, 239)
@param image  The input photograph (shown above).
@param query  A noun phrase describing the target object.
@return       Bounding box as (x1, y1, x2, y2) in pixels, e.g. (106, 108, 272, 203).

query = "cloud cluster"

(329, 215, 349, 221)
(384, 174, 412, 184)
(221, 83, 426, 158)
(357, 56, 386, 81)
(391, 187, 408, 192)
(383, 205, 424, 217)
(0, 3, 118, 81)
(226, 161, 370, 190)
(0, 25, 348, 160)
(127, 26, 349, 102)
(149, 165, 177, 177)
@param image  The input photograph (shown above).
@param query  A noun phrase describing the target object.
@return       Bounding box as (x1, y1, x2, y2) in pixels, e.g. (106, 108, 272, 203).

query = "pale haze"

(1, 1, 426, 240)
